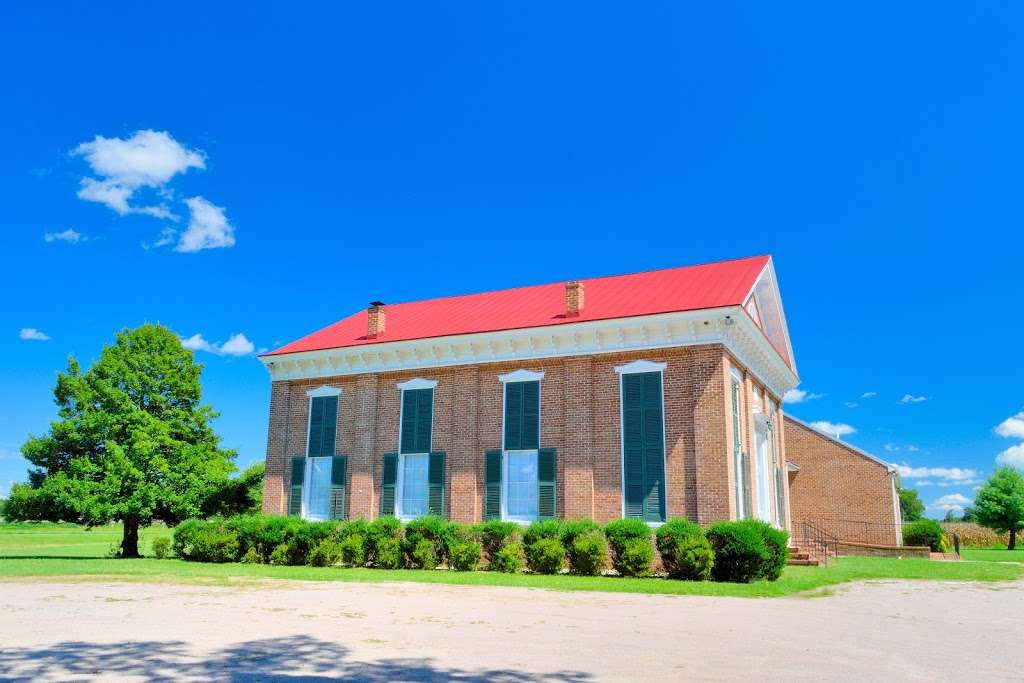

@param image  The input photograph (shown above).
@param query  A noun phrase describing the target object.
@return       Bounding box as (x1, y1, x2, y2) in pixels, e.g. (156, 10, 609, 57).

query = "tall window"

(617, 360, 666, 523)
(382, 378, 445, 520)
(289, 386, 346, 521)
(769, 401, 786, 527)
(731, 368, 750, 519)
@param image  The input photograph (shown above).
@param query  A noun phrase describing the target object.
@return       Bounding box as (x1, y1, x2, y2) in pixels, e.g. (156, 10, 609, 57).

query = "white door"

(755, 428, 773, 522)
(303, 456, 332, 520)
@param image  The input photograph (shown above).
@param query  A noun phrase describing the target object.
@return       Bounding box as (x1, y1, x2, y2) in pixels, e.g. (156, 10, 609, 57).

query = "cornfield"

(940, 522, 1011, 549)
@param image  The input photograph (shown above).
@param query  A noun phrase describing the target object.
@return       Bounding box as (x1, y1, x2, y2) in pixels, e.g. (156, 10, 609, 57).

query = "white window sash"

(395, 452, 430, 522)
(501, 449, 539, 522)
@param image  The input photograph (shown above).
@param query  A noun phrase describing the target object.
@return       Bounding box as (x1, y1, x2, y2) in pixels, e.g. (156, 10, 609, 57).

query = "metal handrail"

(795, 520, 838, 566)
(805, 516, 904, 547)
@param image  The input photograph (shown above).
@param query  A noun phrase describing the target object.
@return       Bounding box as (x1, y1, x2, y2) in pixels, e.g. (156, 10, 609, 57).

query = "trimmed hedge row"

(172, 514, 789, 583)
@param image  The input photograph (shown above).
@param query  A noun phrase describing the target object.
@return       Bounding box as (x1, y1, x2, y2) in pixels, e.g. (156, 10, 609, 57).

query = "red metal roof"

(266, 255, 771, 356)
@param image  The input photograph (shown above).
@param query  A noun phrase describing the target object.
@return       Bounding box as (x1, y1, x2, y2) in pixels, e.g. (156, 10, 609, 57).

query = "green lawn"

(1, 522, 1022, 598)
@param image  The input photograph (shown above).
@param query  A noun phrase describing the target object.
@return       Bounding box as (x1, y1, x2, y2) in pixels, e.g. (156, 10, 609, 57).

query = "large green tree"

(6, 324, 235, 557)
(898, 486, 925, 522)
(974, 466, 1024, 550)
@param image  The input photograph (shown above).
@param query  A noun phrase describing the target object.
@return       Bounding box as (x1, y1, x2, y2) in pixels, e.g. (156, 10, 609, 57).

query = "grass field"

(1, 522, 1022, 597)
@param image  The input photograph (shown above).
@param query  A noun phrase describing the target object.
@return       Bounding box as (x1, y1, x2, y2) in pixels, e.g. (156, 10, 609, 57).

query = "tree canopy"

(6, 324, 236, 556)
(973, 466, 1024, 550)
(898, 486, 925, 522)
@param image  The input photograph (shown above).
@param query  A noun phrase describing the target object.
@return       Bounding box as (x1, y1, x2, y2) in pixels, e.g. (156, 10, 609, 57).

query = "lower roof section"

(260, 305, 799, 398)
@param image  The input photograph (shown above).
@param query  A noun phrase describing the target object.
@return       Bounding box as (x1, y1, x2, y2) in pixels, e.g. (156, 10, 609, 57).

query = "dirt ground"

(1, 577, 1021, 681)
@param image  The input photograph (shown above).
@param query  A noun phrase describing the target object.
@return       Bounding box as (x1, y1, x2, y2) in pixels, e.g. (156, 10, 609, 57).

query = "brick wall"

(784, 415, 900, 546)
(263, 344, 767, 526)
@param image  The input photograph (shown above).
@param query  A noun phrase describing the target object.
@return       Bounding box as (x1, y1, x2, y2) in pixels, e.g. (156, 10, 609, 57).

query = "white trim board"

(396, 377, 438, 391)
(498, 368, 545, 383)
(306, 385, 342, 397)
(261, 306, 799, 398)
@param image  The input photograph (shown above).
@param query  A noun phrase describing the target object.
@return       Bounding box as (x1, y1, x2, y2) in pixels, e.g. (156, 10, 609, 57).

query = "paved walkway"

(1, 577, 1021, 681)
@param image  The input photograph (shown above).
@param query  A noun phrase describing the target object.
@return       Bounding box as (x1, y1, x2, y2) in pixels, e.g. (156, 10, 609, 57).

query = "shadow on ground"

(0, 634, 592, 681)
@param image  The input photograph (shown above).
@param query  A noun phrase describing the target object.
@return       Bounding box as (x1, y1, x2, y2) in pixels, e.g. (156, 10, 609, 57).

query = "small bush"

(744, 520, 789, 581)
(604, 518, 652, 576)
(268, 543, 291, 566)
(490, 542, 526, 573)
(226, 514, 301, 563)
(706, 521, 768, 583)
(411, 538, 438, 570)
(616, 538, 654, 577)
(655, 518, 714, 580)
(903, 519, 944, 552)
(338, 535, 366, 567)
(191, 525, 240, 563)
(171, 518, 206, 558)
(560, 519, 601, 572)
(373, 537, 402, 569)
(569, 530, 608, 576)
(240, 547, 262, 564)
(151, 536, 171, 559)
(403, 515, 455, 567)
(523, 519, 563, 548)
(526, 537, 566, 574)
(479, 520, 521, 562)
(308, 539, 343, 567)
(286, 520, 339, 565)
(450, 541, 483, 571)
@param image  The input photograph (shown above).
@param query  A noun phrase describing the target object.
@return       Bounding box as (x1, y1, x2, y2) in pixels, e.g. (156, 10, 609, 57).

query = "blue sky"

(1, 3, 1022, 517)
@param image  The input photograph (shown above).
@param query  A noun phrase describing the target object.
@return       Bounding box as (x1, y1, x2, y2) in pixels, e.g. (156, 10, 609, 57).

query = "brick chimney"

(367, 301, 386, 338)
(565, 281, 584, 317)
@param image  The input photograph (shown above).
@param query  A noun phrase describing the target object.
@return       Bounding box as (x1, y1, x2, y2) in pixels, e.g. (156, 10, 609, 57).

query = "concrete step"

(787, 558, 820, 566)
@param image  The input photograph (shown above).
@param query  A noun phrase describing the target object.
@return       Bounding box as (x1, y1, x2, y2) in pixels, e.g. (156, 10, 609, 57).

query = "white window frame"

(614, 360, 668, 525)
(498, 369, 544, 523)
(395, 378, 437, 521)
(730, 367, 746, 520)
(301, 385, 342, 520)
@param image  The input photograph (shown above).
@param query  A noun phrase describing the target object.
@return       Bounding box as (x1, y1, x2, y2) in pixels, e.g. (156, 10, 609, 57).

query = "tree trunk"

(121, 517, 140, 558)
(1009, 528, 1017, 551)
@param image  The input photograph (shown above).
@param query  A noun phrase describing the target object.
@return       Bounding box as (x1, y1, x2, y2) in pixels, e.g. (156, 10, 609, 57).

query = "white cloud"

(907, 445, 920, 452)
(894, 464, 980, 484)
(0, 447, 24, 461)
(929, 493, 971, 512)
(900, 394, 927, 403)
(72, 130, 205, 218)
(995, 412, 1024, 440)
(844, 401, 858, 408)
(19, 328, 50, 341)
(915, 480, 935, 487)
(809, 421, 856, 438)
(861, 391, 877, 399)
(783, 389, 824, 404)
(44, 228, 84, 243)
(884, 443, 900, 452)
(181, 332, 255, 357)
(175, 197, 235, 252)
(996, 443, 1024, 468)
(141, 227, 177, 250)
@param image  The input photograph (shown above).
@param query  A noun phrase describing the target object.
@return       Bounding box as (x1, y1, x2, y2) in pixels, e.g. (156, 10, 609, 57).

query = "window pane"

(506, 451, 538, 519)
(306, 456, 332, 520)
(401, 453, 429, 518)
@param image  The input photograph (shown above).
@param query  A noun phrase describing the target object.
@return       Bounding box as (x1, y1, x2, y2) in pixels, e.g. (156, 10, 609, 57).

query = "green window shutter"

(741, 451, 753, 519)
(538, 448, 557, 519)
(504, 381, 540, 450)
(401, 389, 433, 454)
(484, 449, 502, 520)
(621, 372, 665, 522)
(330, 455, 348, 520)
(775, 467, 787, 526)
(503, 382, 522, 450)
(428, 451, 446, 517)
(307, 395, 338, 458)
(381, 453, 398, 516)
(288, 456, 305, 517)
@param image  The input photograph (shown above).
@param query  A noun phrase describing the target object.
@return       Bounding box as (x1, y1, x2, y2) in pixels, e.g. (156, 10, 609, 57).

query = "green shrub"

(151, 536, 171, 559)
(903, 519, 944, 552)
(560, 519, 601, 571)
(226, 514, 302, 562)
(171, 518, 206, 558)
(523, 519, 563, 547)
(655, 518, 714, 580)
(308, 539, 343, 567)
(403, 515, 455, 566)
(373, 536, 402, 569)
(491, 542, 526, 573)
(240, 547, 262, 564)
(741, 520, 789, 581)
(569, 530, 608, 575)
(604, 518, 652, 576)
(706, 521, 769, 583)
(268, 542, 291, 566)
(366, 516, 403, 566)
(338, 535, 366, 567)
(411, 538, 438, 569)
(188, 524, 239, 563)
(479, 520, 521, 563)
(527, 537, 566, 574)
(450, 541, 482, 571)
(286, 520, 340, 565)
(616, 538, 654, 577)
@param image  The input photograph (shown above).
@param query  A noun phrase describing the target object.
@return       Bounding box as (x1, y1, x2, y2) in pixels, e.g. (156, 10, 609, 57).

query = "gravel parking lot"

(1, 577, 1021, 681)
